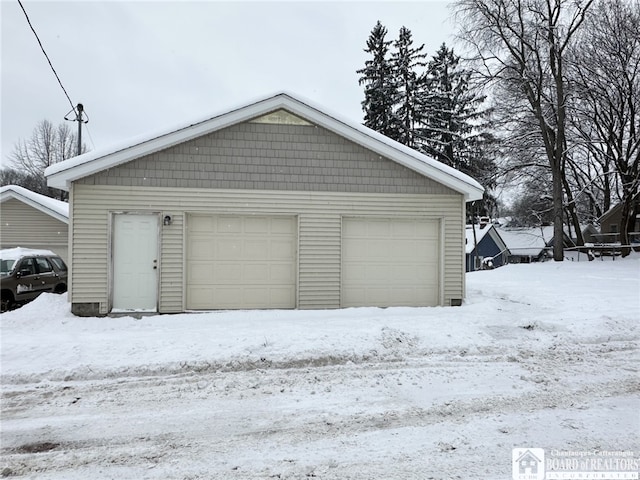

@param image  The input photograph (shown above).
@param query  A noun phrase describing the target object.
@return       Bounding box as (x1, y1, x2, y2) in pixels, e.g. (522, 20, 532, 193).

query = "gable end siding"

(76, 122, 456, 195)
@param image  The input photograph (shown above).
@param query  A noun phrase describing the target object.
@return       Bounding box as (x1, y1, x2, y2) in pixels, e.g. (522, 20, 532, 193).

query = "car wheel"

(1, 291, 15, 312)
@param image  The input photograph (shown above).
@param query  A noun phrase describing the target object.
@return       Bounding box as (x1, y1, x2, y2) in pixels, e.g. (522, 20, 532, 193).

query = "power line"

(18, 0, 88, 156)
(17, 0, 77, 116)
(84, 123, 96, 151)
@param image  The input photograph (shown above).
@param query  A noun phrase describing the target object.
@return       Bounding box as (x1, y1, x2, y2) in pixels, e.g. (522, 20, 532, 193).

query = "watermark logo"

(513, 448, 639, 480)
(513, 448, 545, 480)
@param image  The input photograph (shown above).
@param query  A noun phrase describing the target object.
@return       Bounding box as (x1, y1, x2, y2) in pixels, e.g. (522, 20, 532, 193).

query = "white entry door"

(112, 214, 159, 312)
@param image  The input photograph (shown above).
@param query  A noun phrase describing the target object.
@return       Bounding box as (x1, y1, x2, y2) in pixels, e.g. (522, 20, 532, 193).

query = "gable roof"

(598, 200, 640, 224)
(497, 226, 576, 257)
(0, 185, 69, 224)
(465, 224, 508, 254)
(496, 227, 552, 257)
(45, 92, 484, 201)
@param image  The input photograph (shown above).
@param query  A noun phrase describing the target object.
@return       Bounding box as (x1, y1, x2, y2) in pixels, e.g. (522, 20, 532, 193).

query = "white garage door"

(187, 215, 297, 309)
(342, 217, 440, 307)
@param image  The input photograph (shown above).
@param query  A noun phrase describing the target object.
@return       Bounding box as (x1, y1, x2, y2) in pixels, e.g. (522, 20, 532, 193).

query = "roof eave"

(0, 191, 69, 223)
(46, 93, 485, 200)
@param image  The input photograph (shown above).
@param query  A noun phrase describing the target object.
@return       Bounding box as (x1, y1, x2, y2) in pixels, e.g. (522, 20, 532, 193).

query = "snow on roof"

(45, 92, 484, 201)
(465, 224, 495, 254)
(0, 185, 69, 223)
(497, 226, 554, 256)
(0, 247, 57, 260)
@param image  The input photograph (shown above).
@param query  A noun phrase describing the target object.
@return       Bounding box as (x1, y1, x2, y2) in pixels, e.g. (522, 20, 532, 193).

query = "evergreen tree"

(356, 21, 398, 139)
(422, 44, 497, 217)
(422, 44, 488, 175)
(390, 27, 428, 148)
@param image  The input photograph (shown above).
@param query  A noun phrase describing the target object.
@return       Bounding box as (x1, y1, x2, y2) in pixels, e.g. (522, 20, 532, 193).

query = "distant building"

(597, 201, 640, 244)
(465, 221, 509, 272)
(497, 226, 574, 263)
(0, 185, 69, 262)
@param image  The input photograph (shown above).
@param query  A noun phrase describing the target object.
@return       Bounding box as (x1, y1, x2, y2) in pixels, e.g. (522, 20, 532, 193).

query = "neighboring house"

(497, 226, 574, 263)
(0, 185, 69, 262)
(597, 200, 640, 244)
(45, 92, 483, 316)
(465, 222, 509, 272)
(578, 223, 600, 245)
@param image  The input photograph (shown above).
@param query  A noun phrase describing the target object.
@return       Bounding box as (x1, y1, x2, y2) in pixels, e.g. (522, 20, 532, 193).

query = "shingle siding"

(78, 122, 455, 195)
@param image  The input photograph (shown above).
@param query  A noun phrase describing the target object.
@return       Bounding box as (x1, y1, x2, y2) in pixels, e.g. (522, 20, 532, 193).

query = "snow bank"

(2, 254, 638, 383)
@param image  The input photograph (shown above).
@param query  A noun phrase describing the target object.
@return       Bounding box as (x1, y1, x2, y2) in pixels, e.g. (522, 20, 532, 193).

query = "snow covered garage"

(0, 185, 69, 262)
(45, 93, 483, 316)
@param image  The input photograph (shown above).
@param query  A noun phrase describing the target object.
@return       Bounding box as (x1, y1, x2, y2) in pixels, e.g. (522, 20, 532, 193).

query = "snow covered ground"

(1, 255, 638, 479)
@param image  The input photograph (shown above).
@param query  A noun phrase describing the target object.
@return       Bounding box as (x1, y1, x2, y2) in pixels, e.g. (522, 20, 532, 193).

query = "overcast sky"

(1, 1, 457, 167)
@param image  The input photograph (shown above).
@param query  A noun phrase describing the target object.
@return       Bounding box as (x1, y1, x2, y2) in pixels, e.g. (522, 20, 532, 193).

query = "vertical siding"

(0, 199, 69, 262)
(298, 215, 341, 308)
(71, 185, 465, 313)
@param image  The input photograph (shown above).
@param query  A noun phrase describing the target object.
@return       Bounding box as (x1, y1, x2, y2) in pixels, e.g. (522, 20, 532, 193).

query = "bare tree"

(454, 0, 594, 260)
(570, 0, 640, 256)
(8, 119, 86, 200)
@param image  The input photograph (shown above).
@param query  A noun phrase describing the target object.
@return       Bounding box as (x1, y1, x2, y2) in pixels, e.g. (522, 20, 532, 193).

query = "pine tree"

(422, 44, 497, 216)
(390, 27, 428, 148)
(356, 21, 398, 139)
(421, 44, 488, 175)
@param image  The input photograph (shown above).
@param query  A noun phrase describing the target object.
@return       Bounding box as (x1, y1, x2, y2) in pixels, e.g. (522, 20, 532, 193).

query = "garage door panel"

(367, 221, 390, 236)
(270, 264, 295, 282)
(342, 217, 439, 307)
(191, 216, 215, 232)
(242, 263, 269, 282)
(272, 239, 296, 258)
(190, 239, 214, 258)
(272, 217, 296, 234)
(187, 215, 297, 309)
(244, 240, 269, 260)
(217, 217, 242, 233)
(244, 217, 269, 234)
(216, 239, 242, 259)
(342, 239, 362, 259)
(188, 287, 218, 309)
(212, 264, 242, 282)
(206, 286, 243, 307)
(392, 221, 417, 237)
(189, 263, 216, 283)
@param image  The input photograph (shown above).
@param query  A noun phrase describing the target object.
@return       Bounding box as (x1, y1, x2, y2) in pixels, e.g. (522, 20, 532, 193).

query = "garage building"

(45, 93, 483, 316)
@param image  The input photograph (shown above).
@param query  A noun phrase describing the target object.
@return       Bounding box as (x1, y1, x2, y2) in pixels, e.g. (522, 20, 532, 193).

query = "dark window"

(18, 258, 36, 275)
(49, 257, 67, 271)
(35, 258, 53, 273)
(0, 259, 15, 275)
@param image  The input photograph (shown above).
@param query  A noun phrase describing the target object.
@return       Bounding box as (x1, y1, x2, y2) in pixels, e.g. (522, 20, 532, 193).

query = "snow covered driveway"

(1, 256, 639, 479)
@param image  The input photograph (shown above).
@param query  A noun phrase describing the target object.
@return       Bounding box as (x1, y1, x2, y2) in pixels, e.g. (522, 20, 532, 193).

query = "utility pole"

(76, 103, 83, 156)
(65, 103, 88, 157)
